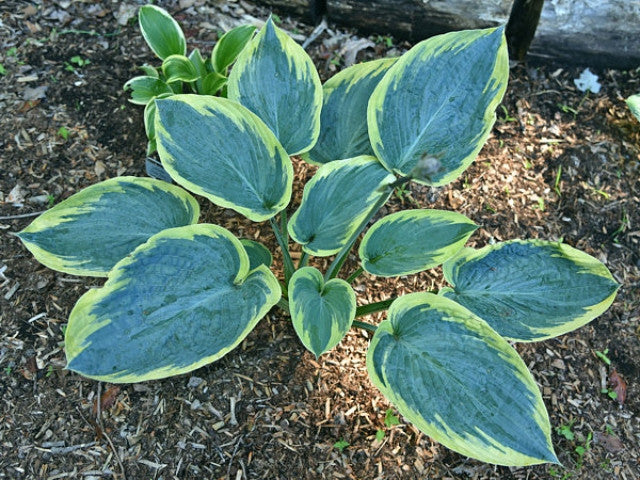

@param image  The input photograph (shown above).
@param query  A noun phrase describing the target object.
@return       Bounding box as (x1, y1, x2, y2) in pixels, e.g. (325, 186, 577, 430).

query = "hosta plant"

(18, 18, 619, 467)
(124, 4, 256, 154)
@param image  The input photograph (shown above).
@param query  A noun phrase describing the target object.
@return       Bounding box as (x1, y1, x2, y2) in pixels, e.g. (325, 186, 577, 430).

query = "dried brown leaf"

(594, 431, 624, 453)
(93, 386, 121, 414)
(609, 369, 627, 405)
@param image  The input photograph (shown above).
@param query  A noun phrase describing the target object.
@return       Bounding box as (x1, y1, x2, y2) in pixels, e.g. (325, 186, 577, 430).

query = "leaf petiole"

(346, 266, 364, 284)
(270, 215, 295, 282)
(352, 320, 377, 332)
(355, 298, 396, 318)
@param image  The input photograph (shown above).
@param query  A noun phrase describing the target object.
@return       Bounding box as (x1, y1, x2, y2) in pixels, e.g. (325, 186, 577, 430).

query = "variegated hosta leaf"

(304, 58, 397, 165)
(240, 239, 273, 270)
(155, 94, 293, 222)
(289, 267, 355, 357)
(288, 156, 396, 256)
(359, 209, 477, 276)
(367, 27, 508, 186)
(17, 177, 199, 276)
(65, 224, 281, 383)
(138, 5, 187, 60)
(367, 293, 558, 466)
(627, 93, 640, 121)
(441, 240, 620, 342)
(227, 17, 322, 155)
(162, 54, 200, 83)
(212, 24, 257, 73)
(124, 76, 173, 105)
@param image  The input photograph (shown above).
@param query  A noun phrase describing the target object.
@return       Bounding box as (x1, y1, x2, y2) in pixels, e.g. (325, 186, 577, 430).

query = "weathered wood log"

(254, 0, 640, 69)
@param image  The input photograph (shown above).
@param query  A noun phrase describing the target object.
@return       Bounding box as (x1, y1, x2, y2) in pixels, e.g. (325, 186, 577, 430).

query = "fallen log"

(254, 0, 640, 69)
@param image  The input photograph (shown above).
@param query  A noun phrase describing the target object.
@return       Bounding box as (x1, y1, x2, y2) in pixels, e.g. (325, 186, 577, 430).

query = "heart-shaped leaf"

(240, 238, 273, 270)
(17, 177, 199, 276)
(441, 240, 620, 341)
(227, 17, 322, 155)
(155, 94, 293, 222)
(288, 156, 396, 256)
(65, 224, 281, 383)
(138, 5, 186, 60)
(368, 27, 508, 186)
(359, 209, 477, 276)
(304, 58, 397, 165)
(367, 293, 558, 466)
(289, 267, 355, 357)
(212, 24, 257, 73)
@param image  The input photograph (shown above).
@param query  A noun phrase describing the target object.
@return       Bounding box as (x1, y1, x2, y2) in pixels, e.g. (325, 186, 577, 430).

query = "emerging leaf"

(627, 93, 640, 121)
(155, 94, 293, 222)
(359, 209, 477, 276)
(304, 58, 397, 165)
(123, 76, 173, 105)
(17, 177, 199, 276)
(227, 17, 322, 155)
(200, 71, 227, 95)
(162, 54, 200, 83)
(367, 293, 558, 466)
(288, 156, 396, 256)
(212, 24, 257, 73)
(65, 224, 281, 383)
(289, 267, 355, 357)
(138, 5, 187, 60)
(441, 240, 620, 341)
(368, 27, 509, 186)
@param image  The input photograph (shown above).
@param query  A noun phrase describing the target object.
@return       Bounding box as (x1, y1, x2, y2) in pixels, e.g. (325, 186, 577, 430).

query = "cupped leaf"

(441, 240, 620, 342)
(124, 76, 173, 105)
(162, 54, 200, 83)
(65, 224, 281, 383)
(288, 156, 396, 256)
(367, 293, 557, 466)
(138, 5, 187, 60)
(155, 94, 293, 222)
(240, 238, 273, 270)
(304, 58, 397, 165)
(289, 267, 355, 357)
(188, 48, 207, 93)
(359, 209, 477, 276)
(212, 24, 257, 73)
(627, 93, 640, 121)
(17, 177, 199, 276)
(227, 17, 322, 155)
(139, 65, 159, 78)
(368, 27, 508, 186)
(200, 71, 227, 95)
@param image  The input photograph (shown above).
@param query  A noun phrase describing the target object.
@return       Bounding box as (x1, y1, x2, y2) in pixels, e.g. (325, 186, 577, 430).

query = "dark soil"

(1, 1, 639, 479)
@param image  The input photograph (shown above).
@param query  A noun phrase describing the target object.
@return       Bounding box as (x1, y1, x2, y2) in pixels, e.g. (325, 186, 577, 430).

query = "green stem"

(355, 298, 396, 318)
(352, 320, 377, 333)
(270, 216, 295, 283)
(346, 266, 364, 284)
(277, 297, 289, 312)
(324, 185, 395, 281)
(297, 251, 309, 269)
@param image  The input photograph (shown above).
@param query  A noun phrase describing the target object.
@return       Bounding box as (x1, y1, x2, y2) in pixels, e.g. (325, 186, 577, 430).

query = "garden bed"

(0, 1, 638, 479)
